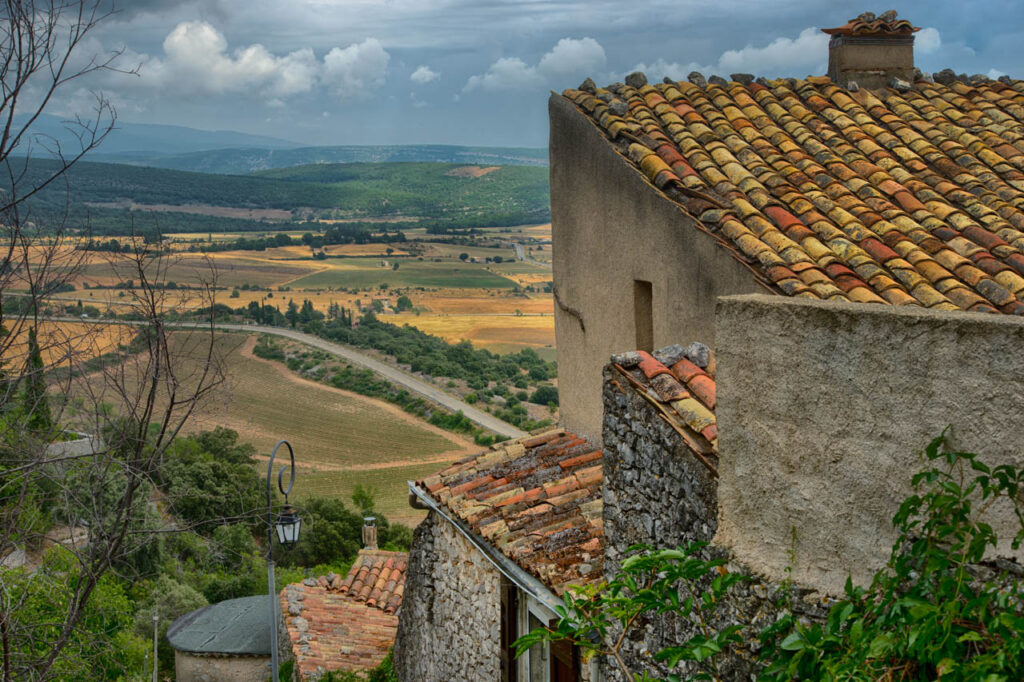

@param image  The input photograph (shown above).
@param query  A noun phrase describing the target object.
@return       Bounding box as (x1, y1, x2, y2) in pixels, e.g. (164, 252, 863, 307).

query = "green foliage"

(514, 542, 746, 681)
(1, 547, 147, 680)
(395, 295, 413, 311)
(760, 432, 1024, 681)
(159, 427, 262, 530)
(133, 575, 209, 673)
(528, 385, 558, 406)
(275, 497, 363, 567)
(352, 483, 378, 513)
(315, 648, 398, 681)
(21, 326, 53, 436)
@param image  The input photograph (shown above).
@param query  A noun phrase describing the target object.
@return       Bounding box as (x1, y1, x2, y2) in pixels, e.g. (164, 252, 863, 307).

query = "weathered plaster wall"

(549, 93, 766, 441)
(394, 512, 503, 682)
(715, 295, 1024, 595)
(172, 652, 271, 682)
(601, 363, 826, 680)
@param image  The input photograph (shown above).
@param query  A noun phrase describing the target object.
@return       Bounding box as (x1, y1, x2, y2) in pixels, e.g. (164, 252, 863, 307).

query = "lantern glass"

(275, 506, 301, 546)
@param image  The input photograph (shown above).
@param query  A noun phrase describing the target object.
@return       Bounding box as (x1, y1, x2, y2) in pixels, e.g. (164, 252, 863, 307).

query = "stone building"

(396, 430, 603, 682)
(166, 596, 273, 682)
(397, 8, 1024, 681)
(280, 548, 407, 680)
(550, 9, 1024, 440)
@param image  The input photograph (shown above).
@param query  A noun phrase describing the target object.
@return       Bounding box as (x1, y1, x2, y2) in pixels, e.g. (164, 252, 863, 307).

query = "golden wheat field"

(5, 320, 133, 367)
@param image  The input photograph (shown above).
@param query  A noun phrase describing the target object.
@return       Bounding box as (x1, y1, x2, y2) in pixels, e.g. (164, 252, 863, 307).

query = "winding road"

(50, 317, 527, 440)
(512, 242, 552, 269)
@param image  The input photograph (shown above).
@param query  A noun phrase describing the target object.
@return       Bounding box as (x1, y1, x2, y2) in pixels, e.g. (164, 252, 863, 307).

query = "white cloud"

(464, 37, 606, 92)
(619, 58, 714, 83)
(916, 27, 941, 54)
(322, 38, 390, 97)
(619, 27, 828, 82)
(465, 57, 542, 92)
(716, 27, 827, 76)
(537, 37, 606, 79)
(410, 65, 440, 84)
(131, 22, 389, 103)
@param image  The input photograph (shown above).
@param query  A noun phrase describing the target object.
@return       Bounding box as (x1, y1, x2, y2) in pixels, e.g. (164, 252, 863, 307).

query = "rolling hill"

(12, 159, 550, 234)
(92, 144, 548, 174)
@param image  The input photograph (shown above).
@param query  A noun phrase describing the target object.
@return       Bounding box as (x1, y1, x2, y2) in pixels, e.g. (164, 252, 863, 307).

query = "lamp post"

(267, 440, 301, 682)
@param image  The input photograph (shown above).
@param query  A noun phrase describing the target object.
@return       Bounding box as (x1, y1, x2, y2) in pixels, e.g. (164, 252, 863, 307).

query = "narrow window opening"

(634, 279, 654, 352)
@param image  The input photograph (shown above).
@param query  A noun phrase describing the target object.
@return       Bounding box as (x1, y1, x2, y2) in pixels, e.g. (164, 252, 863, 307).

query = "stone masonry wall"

(394, 511, 503, 682)
(601, 363, 829, 681)
(172, 652, 271, 682)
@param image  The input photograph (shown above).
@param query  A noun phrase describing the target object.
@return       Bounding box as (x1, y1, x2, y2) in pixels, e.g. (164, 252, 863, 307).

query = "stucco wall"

(173, 652, 271, 682)
(714, 294, 1024, 595)
(549, 93, 766, 442)
(394, 512, 503, 682)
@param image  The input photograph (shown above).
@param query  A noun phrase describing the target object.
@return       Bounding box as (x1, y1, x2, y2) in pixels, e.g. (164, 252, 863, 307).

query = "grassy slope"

(72, 331, 469, 526)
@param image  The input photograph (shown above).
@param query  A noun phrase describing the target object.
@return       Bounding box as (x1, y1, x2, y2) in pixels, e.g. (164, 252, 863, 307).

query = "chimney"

(362, 516, 378, 550)
(823, 10, 919, 89)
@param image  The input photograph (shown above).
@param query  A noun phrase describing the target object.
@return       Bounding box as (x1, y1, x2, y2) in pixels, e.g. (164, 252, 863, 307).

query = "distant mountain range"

(17, 114, 299, 156)
(92, 144, 549, 174)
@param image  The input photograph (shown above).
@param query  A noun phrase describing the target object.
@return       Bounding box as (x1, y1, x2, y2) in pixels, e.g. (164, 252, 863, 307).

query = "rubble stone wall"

(172, 652, 271, 682)
(394, 512, 503, 682)
(601, 364, 829, 681)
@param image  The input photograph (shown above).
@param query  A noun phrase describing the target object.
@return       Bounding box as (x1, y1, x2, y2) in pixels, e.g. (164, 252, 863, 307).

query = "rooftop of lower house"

(416, 429, 604, 596)
(560, 71, 1024, 315)
(281, 549, 407, 679)
(608, 342, 719, 478)
(166, 595, 270, 657)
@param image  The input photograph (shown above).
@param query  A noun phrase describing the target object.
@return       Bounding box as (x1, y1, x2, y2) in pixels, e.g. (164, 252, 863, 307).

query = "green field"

(299, 463, 445, 528)
(288, 257, 517, 289)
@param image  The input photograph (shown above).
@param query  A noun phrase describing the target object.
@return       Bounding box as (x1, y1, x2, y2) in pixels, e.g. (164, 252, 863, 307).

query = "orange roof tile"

(416, 430, 604, 596)
(281, 549, 407, 680)
(562, 71, 1024, 316)
(822, 10, 920, 36)
(610, 345, 719, 476)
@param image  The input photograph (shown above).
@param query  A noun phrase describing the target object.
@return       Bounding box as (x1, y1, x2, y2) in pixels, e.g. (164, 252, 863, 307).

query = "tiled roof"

(417, 429, 604, 595)
(822, 10, 919, 36)
(609, 344, 719, 478)
(335, 549, 406, 613)
(280, 550, 407, 679)
(561, 73, 1024, 315)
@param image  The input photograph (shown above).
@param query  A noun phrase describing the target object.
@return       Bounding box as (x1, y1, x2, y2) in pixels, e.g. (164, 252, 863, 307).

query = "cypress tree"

(23, 326, 53, 436)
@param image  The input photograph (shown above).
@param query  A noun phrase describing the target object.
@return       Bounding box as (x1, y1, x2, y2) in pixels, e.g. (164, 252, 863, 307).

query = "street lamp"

(267, 440, 299, 682)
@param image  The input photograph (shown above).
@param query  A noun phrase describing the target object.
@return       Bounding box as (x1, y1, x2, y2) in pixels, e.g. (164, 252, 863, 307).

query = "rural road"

(513, 243, 552, 269)
(49, 317, 527, 440)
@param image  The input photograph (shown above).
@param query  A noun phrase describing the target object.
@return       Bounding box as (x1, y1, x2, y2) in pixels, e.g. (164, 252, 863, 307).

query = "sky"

(45, 0, 1024, 148)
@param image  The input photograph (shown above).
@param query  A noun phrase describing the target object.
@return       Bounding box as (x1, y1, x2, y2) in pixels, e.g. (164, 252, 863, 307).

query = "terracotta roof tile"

(280, 550, 407, 680)
(612, 343, 720, 475)
(415, 430, 604, 595)
(565, 73, 1024, 316)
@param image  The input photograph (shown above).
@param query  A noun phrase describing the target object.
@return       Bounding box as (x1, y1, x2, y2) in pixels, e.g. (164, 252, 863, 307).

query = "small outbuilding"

(166, 595, 273, 682)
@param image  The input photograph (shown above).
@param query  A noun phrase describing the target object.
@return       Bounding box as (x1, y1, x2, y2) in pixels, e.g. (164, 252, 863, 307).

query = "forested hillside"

(12, 159, 550, 234)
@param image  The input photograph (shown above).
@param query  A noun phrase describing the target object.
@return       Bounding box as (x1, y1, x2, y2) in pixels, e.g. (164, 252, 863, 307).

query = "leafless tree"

(0, 3, 226, 680)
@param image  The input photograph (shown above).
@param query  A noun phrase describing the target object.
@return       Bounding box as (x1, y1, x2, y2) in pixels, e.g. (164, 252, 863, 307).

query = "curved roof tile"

(562, 75, 1024, 316)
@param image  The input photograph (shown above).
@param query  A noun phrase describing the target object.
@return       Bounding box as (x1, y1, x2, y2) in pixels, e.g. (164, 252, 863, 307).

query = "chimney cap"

(822, 10, 920, 36)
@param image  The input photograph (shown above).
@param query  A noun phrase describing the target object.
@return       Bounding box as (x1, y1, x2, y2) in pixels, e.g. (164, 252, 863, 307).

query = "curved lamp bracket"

(267, 439, 296, 505)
